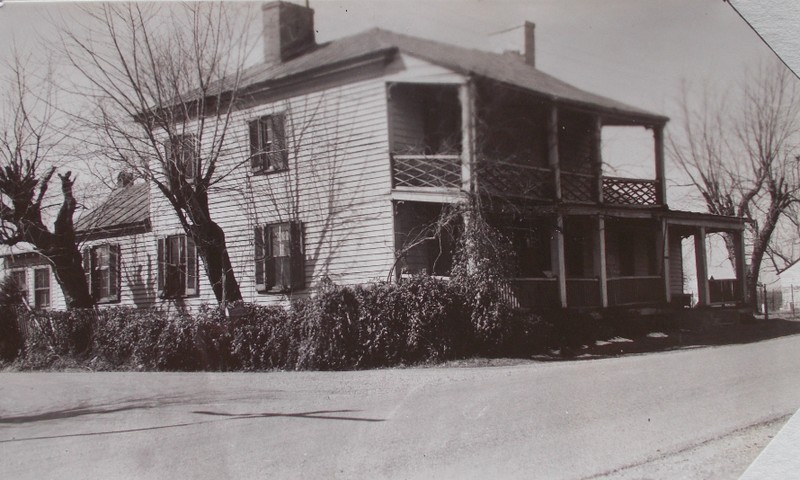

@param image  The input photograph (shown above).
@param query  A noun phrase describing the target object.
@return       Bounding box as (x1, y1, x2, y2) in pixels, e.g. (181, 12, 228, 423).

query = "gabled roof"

(236, 28, 667, 124)
(75, 182, 150, 237)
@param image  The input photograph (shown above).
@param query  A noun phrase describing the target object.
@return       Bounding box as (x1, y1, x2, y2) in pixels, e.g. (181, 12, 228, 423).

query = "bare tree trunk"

(190, 221, 241, 303)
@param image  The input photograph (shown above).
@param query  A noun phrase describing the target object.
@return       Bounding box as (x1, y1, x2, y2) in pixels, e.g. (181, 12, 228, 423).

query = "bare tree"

(0, 59, 93, 309)
(59, 2, 255, 303)
(670, 61, 800, 303)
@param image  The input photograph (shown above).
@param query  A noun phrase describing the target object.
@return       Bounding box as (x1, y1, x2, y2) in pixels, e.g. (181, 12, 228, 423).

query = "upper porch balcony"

(388, 81, 666, 208)
(391, 153, 662, 207)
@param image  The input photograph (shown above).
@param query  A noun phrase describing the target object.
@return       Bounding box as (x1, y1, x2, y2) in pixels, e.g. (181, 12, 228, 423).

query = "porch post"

(554, 214, 568, 308)
(547, 104, 561, 201)
(733, 229, 748, 304)
(654, 124, 667, 206)
(594, 216, 608, 307)
(459, 80, 476, 194)
(593, 115, 604, 204)
(694, 227, 710, 306)
(660, 218, 672, 304)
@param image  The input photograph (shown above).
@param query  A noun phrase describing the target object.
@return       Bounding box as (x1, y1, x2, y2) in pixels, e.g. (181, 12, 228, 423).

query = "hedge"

(10, 275, 549, 371)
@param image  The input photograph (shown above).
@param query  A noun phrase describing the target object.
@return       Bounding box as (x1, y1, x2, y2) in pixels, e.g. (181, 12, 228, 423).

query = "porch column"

(593, 216, 608, 307)
(553, 214, 568, 308)
(547, 104, 562, 201)
(654, 124, 667, 206)
(659, 218, 672, 304)
(694, 227, 710, 306)
(593, 115, 604, 203)
(459, 81, 476, 194)
(733, 229, 748, 304)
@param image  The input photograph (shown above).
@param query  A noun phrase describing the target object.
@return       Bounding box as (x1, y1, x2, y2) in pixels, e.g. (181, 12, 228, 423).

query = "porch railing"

(503, 278, 560, 309)
(602, 177, 659, 206)
(391, 154, 461, 189)
(607, 276, 663, 306)
(561, 171, 595, 203)
(566, 278, 601, 307)
(709, 278, 741, 304)
(477, 159, 553, 200)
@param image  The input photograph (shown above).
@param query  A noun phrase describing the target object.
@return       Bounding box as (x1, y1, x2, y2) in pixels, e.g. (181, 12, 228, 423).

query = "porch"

(387, 80, 667, 208)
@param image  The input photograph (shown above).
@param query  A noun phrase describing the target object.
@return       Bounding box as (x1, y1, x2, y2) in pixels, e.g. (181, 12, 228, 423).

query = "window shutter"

(271, 113, 288, 170)
(290, 222, 305, 290)
(186, 235, 197, 296)
(254, 226, 266, 292)
(157, 237, 165, 298)
(109, 244, 120, 301)
(264, 225, 275, 291)
(249, 119, 262, 171)
(184, 135, 197, 183)
(82, 247, 92, 298)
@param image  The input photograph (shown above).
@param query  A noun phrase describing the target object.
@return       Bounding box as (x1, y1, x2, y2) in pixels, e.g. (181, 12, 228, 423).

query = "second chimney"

(524, 21, 535, 67)
(262, 2, 316, 64)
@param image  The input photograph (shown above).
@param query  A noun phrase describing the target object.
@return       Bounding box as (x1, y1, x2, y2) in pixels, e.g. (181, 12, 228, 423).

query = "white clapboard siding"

(149, 73, 401, 308)
(82, 233, 157, 309)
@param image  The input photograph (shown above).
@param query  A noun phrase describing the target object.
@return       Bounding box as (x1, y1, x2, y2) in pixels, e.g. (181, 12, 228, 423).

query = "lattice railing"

(561, 171, 595, 203)
(477, 159, 553, 200)
(602, 176, 658, 206)
(392, 154, 461, 189)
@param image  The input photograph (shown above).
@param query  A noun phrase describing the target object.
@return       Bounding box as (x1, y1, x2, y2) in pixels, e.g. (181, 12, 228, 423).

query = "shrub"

(20, 309, 94, 368)
(0, 276, 25, 361)
(294, 282, 360, 370)
(230, 303, 295, 370)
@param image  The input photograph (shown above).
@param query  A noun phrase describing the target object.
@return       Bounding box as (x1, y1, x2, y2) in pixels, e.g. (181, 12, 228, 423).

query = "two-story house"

(3, 1, 748, 312)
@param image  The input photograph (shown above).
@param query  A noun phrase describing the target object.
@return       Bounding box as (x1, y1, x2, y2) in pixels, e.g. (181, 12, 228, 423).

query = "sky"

(0, 0, 795, 285)
(0, 0, 774, 202)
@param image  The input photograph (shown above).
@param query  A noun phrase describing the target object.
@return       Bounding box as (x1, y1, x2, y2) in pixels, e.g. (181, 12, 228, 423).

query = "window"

(33, 267, 50, 309)
(157, 234, 198, 298)
(249, 114, 287, 173)
(165, 134, 198, 183)
(254, 222, 304, 293)
(83, 244, 120, 303)
(8, 269, 27, 302)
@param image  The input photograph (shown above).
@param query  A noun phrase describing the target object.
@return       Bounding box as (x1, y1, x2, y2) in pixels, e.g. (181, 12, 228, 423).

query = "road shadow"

(192, 409, 384, 423)
(0, 408, 384, 444)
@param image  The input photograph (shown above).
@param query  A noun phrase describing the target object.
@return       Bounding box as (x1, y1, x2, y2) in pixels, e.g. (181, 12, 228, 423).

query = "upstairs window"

(83, 244, 120, 303)
(165, 134, 198, 183)
(249, 114, 287, 173)
(254, 222, 304, 293)
(33, 267, 50, 309)
(157, 234, 198, 298)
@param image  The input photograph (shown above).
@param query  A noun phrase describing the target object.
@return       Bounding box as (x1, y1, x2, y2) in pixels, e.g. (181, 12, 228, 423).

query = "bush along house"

(2, 2, 748, 313)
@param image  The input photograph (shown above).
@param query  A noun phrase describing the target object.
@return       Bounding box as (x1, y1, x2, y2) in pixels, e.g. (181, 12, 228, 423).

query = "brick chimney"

(262, 2, 316, 64)
(524, 21, 535, 67)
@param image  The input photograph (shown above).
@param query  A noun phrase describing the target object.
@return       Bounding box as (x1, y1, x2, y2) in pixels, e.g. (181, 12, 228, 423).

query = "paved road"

(2, 335, 800, 479)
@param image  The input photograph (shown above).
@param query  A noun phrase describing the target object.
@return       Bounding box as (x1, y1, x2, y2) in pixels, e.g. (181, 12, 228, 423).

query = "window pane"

(34, 268, 49, 288)
(271, 224, 290, 257)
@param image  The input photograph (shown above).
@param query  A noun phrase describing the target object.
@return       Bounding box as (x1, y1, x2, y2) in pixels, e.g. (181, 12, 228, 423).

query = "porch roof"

(233, 28, 667, 125)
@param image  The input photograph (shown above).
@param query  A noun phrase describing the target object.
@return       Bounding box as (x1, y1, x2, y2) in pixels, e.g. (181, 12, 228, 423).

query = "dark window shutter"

(109, 244, 119, 301)
(264, 225, 275, 291)
(82, 247, 92, 298)
(254, 226, 266, 292)
(249, 119, 262, 171)
(186, 235, 197, 296)
(271, 114, 288, 170)
(157, 238, 165, 298)
(290, 222, 305, 290)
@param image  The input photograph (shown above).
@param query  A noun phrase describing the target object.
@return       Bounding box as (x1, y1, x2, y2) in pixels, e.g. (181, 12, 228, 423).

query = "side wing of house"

(2, 253, 67, 311)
